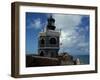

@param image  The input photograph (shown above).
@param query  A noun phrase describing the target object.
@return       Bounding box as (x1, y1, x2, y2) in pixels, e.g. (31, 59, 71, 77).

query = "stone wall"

(26, 52, 80, 67)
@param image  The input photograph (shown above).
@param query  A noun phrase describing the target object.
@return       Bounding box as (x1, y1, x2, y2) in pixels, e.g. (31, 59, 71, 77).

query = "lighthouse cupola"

(47, 15, 56, 30)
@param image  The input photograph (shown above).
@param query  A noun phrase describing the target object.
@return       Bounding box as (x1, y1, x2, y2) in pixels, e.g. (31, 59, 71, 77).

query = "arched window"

(49, 38, 56, 44)
(40, 38, 45, 44)
(40, 51, 44, 56)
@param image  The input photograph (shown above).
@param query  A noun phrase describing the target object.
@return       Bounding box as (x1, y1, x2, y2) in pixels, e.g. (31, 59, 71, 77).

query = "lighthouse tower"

(38, 15, 60, 58)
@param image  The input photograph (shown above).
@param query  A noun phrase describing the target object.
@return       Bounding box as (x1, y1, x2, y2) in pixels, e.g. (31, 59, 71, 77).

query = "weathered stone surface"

(26, 52, 79, 67)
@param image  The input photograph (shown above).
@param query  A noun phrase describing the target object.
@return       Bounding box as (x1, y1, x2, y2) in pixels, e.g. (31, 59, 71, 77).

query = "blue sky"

(26, 12, 89, 55)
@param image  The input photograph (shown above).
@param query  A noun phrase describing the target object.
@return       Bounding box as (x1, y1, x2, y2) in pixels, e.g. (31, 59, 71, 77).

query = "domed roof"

(47, 15, 56, 30)
(47, 15, 55, 22)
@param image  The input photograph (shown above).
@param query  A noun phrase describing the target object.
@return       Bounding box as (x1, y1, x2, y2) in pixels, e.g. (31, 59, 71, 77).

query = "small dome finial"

(48, 14, 55, 23)
(50, 14, 53, 19)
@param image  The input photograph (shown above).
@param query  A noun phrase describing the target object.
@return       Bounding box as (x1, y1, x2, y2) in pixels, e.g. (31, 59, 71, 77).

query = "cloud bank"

(53, 14, 89, 55)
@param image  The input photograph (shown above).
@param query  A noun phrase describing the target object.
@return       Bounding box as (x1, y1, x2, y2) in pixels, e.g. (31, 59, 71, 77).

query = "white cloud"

(53, 14, 82, 31)
(53, 14, 89, 55)
(31, 18, 41, 29)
